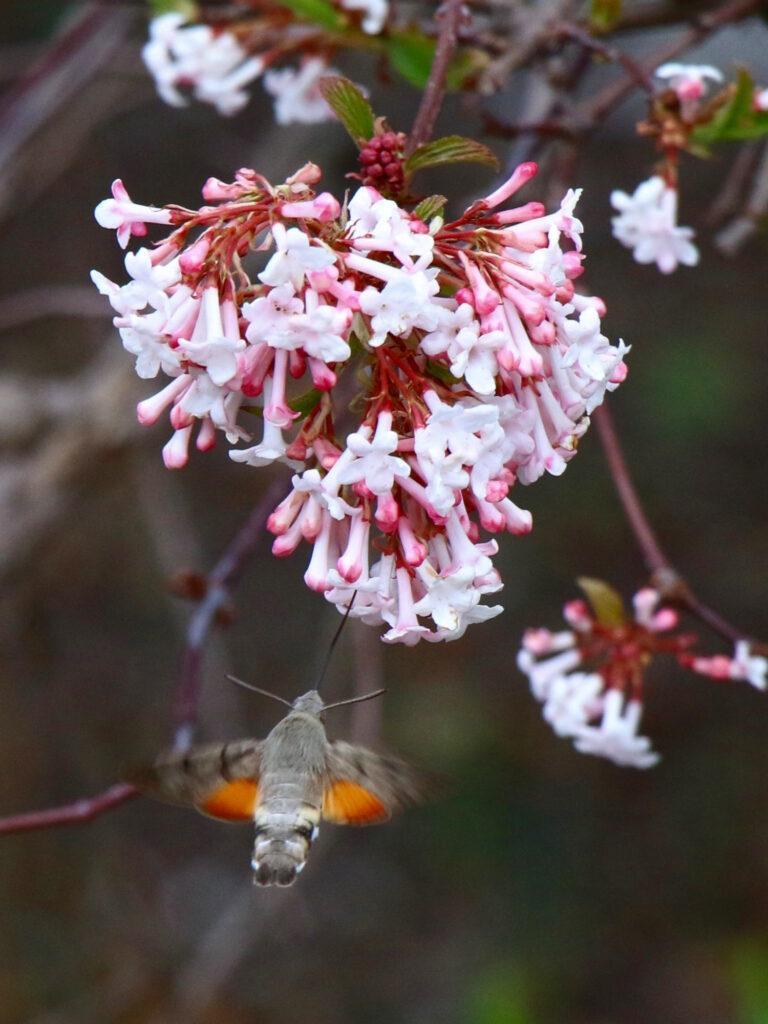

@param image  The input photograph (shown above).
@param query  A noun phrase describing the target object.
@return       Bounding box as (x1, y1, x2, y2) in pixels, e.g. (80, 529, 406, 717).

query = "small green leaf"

(149, 0, 195, 14)
(426, 359, 460, 385)
(386, 30, 482, 90)
(318, 75, 375, 146)
(590, 0, 622, 31)
(387, 31, 435, 88)
(405, 136, 499, 175)
(577, 577, 627, 628)
(693, 69, 768, 145)
(289, 388, 323, 415)
(275, 0, 348, 31)
(413, 194, 447, 222)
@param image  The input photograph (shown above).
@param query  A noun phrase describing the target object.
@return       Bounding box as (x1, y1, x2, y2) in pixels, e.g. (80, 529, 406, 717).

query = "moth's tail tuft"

(251, 852, 304, 887)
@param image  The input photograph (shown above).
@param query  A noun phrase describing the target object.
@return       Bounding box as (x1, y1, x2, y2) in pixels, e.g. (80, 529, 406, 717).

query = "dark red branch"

(0, 477, 287, 836)
(593, 404, 669, 576)
(593, 405, 764, 650)
(171, 476, 287, 750)
(0, 783, 138, 837)
(406, 0, 467, 155)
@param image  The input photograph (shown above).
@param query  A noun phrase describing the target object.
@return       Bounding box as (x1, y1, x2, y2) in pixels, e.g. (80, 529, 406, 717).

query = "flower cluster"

(518, 586, 766, 767)
(610, 176, 699, 274)
(142, 5, 385, 121)
(610, 62, 728, 273)
(92, 159, 628, 643)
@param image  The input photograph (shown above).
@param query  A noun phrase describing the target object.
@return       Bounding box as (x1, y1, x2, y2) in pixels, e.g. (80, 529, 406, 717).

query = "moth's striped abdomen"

(251, 786, 321, 887)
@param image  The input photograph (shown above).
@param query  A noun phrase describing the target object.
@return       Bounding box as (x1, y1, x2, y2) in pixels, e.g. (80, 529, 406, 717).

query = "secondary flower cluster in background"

(92, 158, 627, 644)
(518, 579, 767, 768)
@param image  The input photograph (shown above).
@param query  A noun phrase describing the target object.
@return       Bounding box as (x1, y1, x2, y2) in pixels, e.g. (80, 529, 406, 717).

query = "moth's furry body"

(130, 689, 426, 887)
(252, 692, 326, 885)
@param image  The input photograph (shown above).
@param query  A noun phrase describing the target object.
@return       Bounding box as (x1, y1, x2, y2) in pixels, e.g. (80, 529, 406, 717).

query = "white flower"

(358, 269, 441, 346)
(243, 284, 305, 348)
(337, 412, 411, 494)
(263, 58, 335, 125)
(339, 0, 389, 34)
(90, 269, 147, 317)
(259, 224, 335, 289)
(655, 62, 723, 102)
(731, 640, 768, 690)
(413, 563, 480, 632)
(420, 304, 504, 396)
(573, 690, 660, 768)
(123, 248, 181, 311)
(142, 15, 263, 116)
(294, 294, 352, 363)
(611, 176, 699, 274)
(94, 179, 171, 249)
(177, 288, 244, 386)
(416, 392, 501, 466)
(543, 672, 604, 737)
(119, 312, 181, 379)
(517, 645, 583, 701)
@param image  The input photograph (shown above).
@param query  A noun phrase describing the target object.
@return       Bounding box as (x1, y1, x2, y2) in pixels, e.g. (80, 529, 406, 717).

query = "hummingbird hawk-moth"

(128, 686, 427, 887)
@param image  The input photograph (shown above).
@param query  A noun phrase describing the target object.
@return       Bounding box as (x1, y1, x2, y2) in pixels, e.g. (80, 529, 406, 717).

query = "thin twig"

(0, 783, 138, 837)
(170, 476, 288, 750)
(583, 0, 761, 124)
(593, 404, 764, 650)
(593, 404, 669, 576)
(406, 0, 468, 155)
(554, 21, 655, 92)
(0, 478, 287, 834)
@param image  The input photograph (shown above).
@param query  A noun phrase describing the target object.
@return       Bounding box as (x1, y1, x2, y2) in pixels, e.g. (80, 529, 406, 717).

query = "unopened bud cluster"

(92, 159, 628, 643)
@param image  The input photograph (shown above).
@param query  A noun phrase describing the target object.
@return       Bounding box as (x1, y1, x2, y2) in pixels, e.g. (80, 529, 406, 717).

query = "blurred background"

(1, 2, 767, 1022)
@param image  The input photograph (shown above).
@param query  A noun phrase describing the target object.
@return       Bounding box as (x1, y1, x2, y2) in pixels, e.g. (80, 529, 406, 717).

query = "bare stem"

(0, 478, 287, 835)
(593, 404, 669, 575)
(0, 783, 138, 837)
(170, 476, 288, 750)
(593, 405, 763, 650)
(406, 0, 467, 155)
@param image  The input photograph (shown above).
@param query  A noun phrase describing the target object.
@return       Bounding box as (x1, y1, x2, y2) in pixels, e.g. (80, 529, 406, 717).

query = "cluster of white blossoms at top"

(610, 62, 727, 274)
(91, 159, 628, 643)
(142, 4, 386, 120)
(519, 587, 767, 768)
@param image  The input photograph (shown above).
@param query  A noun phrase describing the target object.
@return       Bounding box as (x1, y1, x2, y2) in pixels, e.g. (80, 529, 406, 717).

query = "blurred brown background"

(1, 2, 767, 1022)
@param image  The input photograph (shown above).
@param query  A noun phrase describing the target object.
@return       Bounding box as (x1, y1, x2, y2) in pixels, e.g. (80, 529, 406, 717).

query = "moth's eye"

(295, 824, 313, 841)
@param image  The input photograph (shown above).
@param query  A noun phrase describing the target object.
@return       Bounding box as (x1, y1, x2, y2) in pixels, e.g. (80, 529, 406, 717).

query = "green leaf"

(289, 388, 323, 415)
(693, 69, 768, 145)
(275, 0, 348, 31)
(387, 31, 435, 88)
(413, 194, 447, 222)
(590, 0, 622, 31)
(318, 75, 375, 146)
(577, 577, 627, 628)
(425, 359, 460, 385)
(386, 30, 483, 90)
(149, 0, 195, 14)
(405, 136, 499, 175)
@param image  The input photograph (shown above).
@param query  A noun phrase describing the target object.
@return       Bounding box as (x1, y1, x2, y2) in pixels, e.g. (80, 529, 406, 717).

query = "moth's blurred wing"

(127, 739, 263, 822)
(322, 741, 429, 826)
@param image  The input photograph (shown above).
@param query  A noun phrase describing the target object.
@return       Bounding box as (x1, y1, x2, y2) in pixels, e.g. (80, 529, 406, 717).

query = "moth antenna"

(322, 688, 387, 712)
(314, 593, 357, 695)
(226, 675, 293, 708)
